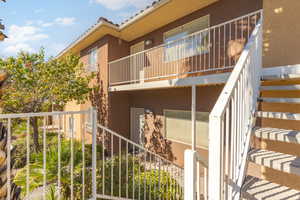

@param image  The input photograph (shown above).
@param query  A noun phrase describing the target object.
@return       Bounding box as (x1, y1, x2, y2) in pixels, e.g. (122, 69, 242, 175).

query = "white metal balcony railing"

(208, 11, 263, 200)
(109, 10, 262, 86)
(0, 108, 184, 200)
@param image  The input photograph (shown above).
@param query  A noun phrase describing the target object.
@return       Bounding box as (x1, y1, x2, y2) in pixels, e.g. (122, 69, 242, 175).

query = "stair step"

(249, 149, 300, 177)
(262, 74, 300, 81)
(262, 78, 300, 87)
(242, 176, 300, 200)
(256, 111, 300, 120)
(260, 90, 300, 98)
(259, 97, 300, 103)
(258, 102, 300, 114)
(254, 127, 300, 144)
(257, 117, 300, 131)
(261, 85, 300, 91)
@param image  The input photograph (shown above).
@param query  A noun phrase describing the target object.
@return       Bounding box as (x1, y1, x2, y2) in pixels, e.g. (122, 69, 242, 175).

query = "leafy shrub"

(138, 170, 182, 200)
(13, 132, 182, 200)
(14, 134, 102, 199)
(92, 155, 182, 200)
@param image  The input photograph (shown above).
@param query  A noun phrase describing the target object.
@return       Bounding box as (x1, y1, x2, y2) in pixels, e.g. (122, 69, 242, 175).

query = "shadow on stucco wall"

(143, 110, 175, 162)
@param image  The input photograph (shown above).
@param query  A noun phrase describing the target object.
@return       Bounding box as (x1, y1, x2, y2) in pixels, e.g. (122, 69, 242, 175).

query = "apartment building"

(59, 0, 260, 162)
(57, 0, 300, 199)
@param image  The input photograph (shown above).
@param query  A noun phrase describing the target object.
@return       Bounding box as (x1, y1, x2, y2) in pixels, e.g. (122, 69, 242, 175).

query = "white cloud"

(26, 20, 52, 27)
(55, 17, 76, 26)
(5, 25, 49, 45)
(41, 22, 54, 27)
(24, 17, 76, 28)
(0, 16, 75, 57)
(3, 43, 34, 54)
(1, 25, 49, 56)
(25, 20, 34, 25)
(45, 43, 66, 57)
(93, 0, 153, 10)
(34, 9, 45, 14)
(118, 11, 133, 19)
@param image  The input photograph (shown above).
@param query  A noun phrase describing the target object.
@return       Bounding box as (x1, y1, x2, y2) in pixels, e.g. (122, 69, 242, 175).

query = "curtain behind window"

(164, 15, 210, 62)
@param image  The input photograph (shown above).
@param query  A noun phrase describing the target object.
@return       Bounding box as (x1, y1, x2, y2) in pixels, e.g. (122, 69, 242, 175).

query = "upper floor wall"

(80, 0, 263, 90)
(263, 0, 300, 68)
(128, 0, 262, 53)
(75, 0, 300, 91)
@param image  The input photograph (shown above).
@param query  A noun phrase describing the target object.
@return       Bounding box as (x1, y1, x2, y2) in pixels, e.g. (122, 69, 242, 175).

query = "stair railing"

(208, 11, 263, 200)
(93, 122, 184, 200)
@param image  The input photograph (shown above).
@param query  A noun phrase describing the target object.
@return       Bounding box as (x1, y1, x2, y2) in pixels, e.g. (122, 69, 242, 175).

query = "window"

(85, 107, 93, 132)
(164, 15, 210, 62)
(164, 109, 209, 149)
(87, 47, 98, 72)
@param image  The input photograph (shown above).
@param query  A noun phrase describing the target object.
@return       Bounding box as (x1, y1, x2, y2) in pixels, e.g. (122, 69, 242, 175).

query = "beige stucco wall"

(263, 0, 300, 67)
(62, 101, 92, 143)
(127, 85, 223, 165)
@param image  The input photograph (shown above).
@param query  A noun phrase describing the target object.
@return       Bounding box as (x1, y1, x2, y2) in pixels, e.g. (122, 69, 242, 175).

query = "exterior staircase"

(242, 74, 300, 199)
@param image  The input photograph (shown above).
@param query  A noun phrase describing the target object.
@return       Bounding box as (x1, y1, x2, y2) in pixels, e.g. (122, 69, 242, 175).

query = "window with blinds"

(163, 15, 210, 62)
(164, 109, 209, 149)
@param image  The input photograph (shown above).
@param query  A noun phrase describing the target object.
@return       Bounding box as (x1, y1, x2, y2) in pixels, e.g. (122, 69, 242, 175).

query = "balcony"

(109, 10, 262, 90)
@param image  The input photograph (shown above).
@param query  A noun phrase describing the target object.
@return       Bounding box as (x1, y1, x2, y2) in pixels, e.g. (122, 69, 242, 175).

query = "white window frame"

(164, 109, 209, 149)
(87, 47, 98, 72)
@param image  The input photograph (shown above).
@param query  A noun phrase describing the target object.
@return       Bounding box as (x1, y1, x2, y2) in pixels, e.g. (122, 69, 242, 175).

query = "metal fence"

(0, 110, 93, 200)
(94, 123, 184, 200)
(0, 108, 183, 200)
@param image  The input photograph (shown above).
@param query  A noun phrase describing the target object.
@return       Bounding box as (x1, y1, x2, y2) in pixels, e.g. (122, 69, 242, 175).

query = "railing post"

(184, 85, 197, 200)
(208, 115, 222, 200)
(184, 150, 197, 200)
(192, 85, 196, 150)
(91, 107, 97, 199)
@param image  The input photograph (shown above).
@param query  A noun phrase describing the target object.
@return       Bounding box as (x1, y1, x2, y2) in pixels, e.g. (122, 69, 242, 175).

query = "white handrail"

(208, 13, 263, 200)
(0, 109, 90, 119)
(97, 123, 183, 168)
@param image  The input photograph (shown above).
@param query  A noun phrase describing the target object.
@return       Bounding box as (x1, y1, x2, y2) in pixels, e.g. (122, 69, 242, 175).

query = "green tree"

(0, 49, 92, 151)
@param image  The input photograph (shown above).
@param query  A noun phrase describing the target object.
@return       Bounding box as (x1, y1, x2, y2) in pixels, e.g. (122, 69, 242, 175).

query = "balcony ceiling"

(57, 0, 218, 58)
(120, 0, 218, 41)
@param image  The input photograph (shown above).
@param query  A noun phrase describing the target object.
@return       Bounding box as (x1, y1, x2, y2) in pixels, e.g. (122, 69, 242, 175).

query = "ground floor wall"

(109, 85, 223, 166)
(62, 101, 93, 144)
(62, 84, 223, 166)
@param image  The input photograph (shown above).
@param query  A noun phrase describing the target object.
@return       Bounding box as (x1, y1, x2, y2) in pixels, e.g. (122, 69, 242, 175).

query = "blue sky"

(0, 0, 153, 58)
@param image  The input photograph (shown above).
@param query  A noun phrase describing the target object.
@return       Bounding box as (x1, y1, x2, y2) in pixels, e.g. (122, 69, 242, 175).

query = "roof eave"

(56, 0, 170, 59)
(119, 0, 170, 29)
(56, 21, 119, 59)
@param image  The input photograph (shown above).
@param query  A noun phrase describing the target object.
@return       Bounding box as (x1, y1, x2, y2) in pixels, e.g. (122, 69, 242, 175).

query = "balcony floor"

(109, 71, 231, 92)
